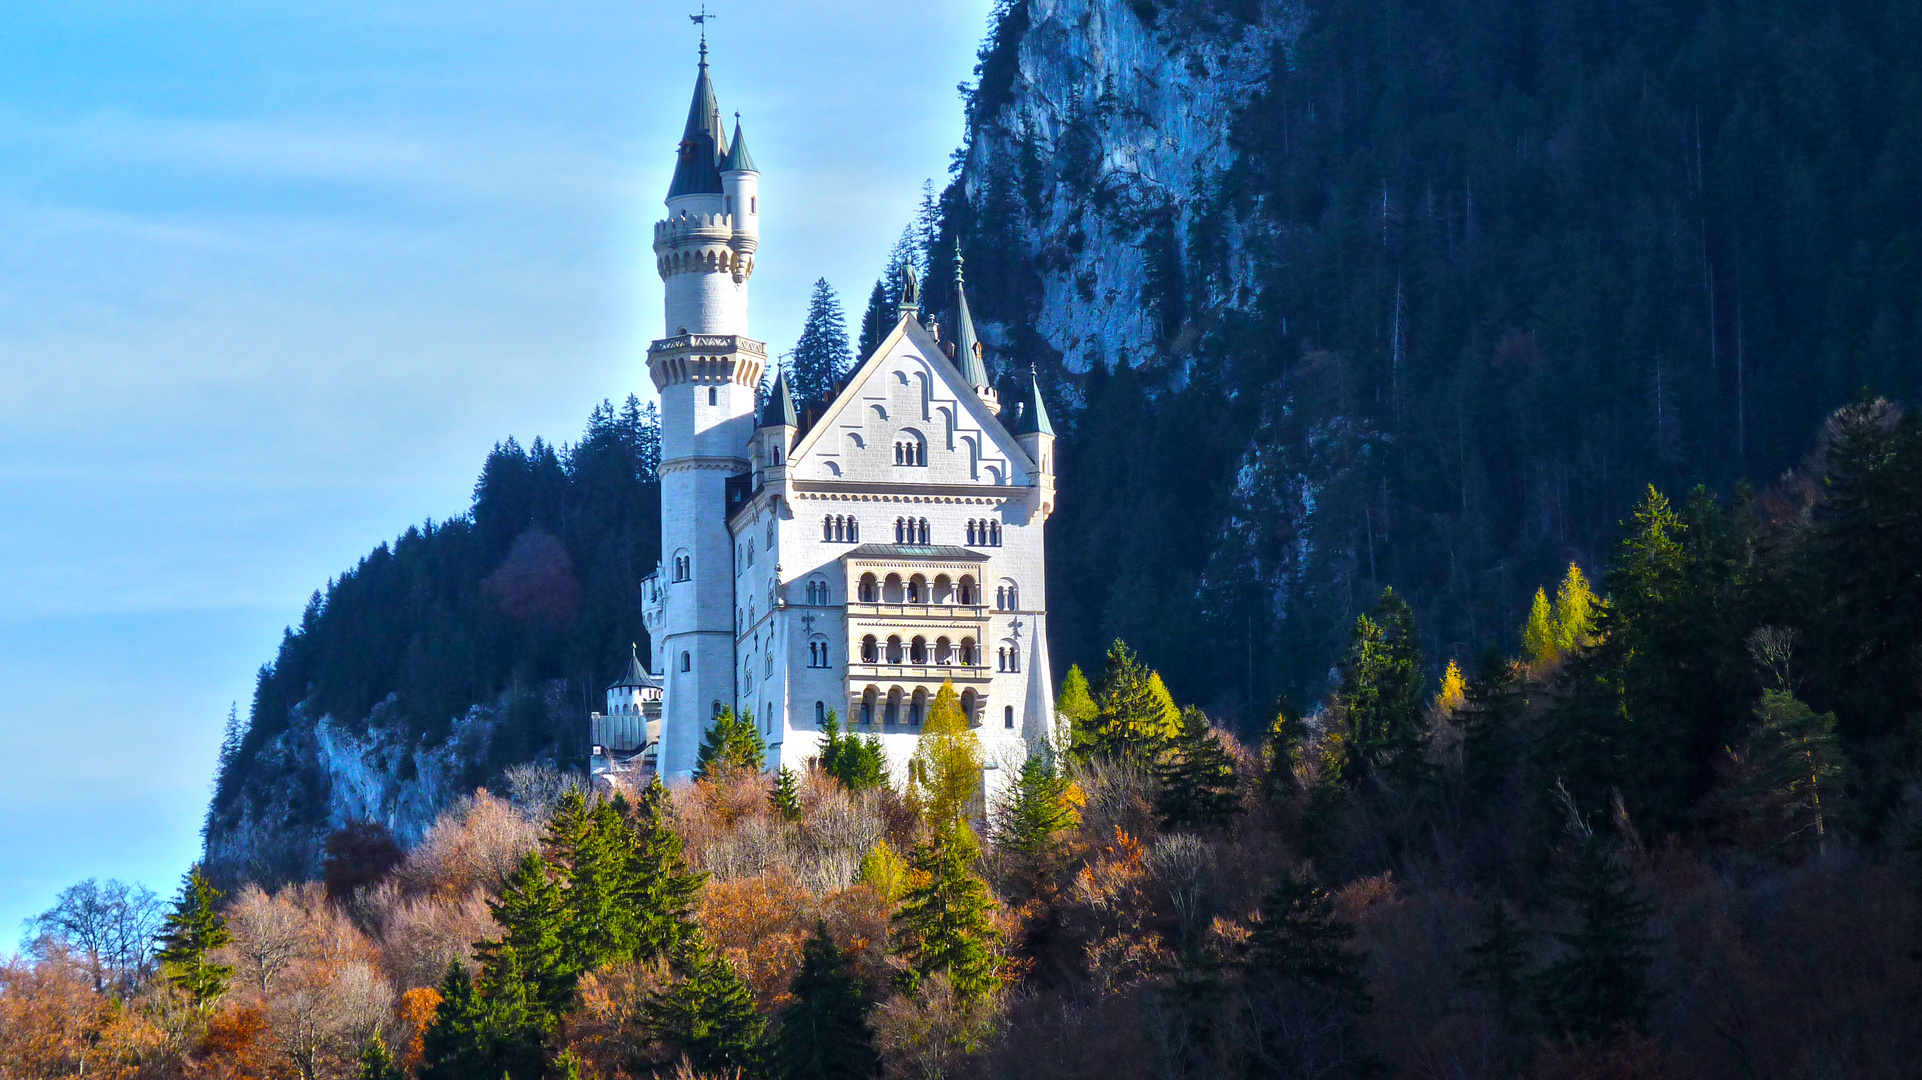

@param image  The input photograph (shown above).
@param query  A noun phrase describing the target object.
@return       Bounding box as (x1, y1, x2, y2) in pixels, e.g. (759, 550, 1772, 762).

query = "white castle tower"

(645, 42, 767, 779)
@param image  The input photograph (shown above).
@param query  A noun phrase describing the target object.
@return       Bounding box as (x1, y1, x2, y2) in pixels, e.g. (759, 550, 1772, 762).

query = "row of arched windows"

(893, 439, 927, 466)
(804, 579, 830, 605)
(822, 515, 859, 543)
(671, 553, 691, 581)
(858, 634, 977, 667)
(808, 641, 831, 667)
(855, 572, 976, 606)
(855, 686, 983, 726)
(996, 584, 1020, 610)
(895, 517, 931, 544)
(966, 519, 1002, 546)
(996, 647, 1022, 672)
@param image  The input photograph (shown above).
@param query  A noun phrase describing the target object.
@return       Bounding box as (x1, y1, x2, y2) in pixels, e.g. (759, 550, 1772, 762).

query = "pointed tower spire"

(723, 112, 758, 173)
(1012, 365, 1054, 436)
(759, 366, 797, 428)
(667, 44, 727, 199)
(953, 243, 990, 389)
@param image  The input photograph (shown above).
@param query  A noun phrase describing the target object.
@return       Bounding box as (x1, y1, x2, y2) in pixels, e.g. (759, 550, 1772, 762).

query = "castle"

(598, 43, 1057, 792)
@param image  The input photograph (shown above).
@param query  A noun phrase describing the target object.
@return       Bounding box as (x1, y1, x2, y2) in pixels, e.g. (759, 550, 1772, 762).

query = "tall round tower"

(648, 42, 765, 779)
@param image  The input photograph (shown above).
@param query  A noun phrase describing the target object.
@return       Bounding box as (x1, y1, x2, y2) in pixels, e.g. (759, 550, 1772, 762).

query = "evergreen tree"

(1458, 647, 1521, 806)
(857, 280, 891, 361)
(696, 707, 767, 778)
(790, 279, 853, 414)
(821, 711, 888, 792)
(417, 962, 495, 1080)
(1260, 696, 1309, 798)
(1079, 640, 1180, 763)
(1460, 900, 1531, 1037)
(770, 766, 803, 822)
(1247, 870, 1370, 1011)
(1334, 588, 1428, 789)
(644, 940, 768, 1077)
(1522, 587, 1560, 671)
(1533, 841, 1658, 1042)
(1553, 564, 1600, 657)
(892, 822, 1001, 1002)
(478, 851, 574, 1020)
(471, 943, 549, 1080)
(992, 755, 1079, 899)
(354, 1033, 404, 1080)
(1739, 690, 1848, 854)
(630, 778, 706, 960)
(153, 864, 231, 1011)
(771, 922, 880, 1080)
(1155, 706, 1241, 832)
(1056, 664, 1099, 758)
(558, 801, 649, 973)
(908, 682, 984, 827)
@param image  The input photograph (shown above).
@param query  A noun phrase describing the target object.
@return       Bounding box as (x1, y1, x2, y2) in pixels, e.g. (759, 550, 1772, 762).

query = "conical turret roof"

(723, 114, 758, 173)
(953, 245, 989, 388)
(759, 367, 797, 427)
(609, 645, 661, 689)
(667, 46, 727, 199)
(1013, 368, 1055, 436)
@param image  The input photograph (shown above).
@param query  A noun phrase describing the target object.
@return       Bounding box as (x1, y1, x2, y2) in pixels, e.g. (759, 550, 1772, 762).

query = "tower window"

(815, 700, 825, 723)
(751, 196, 757, 214)
(681, 652, 691, 672)
(1005, 706, 1015, 729)
(709, 387, 718, 406)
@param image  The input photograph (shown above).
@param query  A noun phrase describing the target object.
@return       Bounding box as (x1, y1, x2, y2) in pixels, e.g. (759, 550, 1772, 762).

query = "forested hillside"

(928, 0, 1922, 722)
(203, 401, 663, 885)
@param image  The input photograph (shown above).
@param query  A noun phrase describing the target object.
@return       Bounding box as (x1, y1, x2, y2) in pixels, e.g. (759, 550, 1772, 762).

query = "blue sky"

(0, 0, 991, 938)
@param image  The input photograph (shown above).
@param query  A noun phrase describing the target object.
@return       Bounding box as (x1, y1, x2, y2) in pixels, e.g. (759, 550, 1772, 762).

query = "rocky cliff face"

(956, 0, 1298, 376)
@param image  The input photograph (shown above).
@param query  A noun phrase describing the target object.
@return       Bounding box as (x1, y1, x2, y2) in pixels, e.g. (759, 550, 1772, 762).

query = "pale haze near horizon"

(0, 0, 992, 938)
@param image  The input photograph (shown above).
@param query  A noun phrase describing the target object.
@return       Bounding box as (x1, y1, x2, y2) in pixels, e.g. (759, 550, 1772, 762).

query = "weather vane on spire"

(689, 3, 716, 59)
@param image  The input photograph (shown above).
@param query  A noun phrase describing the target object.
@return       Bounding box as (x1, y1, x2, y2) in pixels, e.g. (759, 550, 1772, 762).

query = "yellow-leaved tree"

(1523, 587, 1560, 670)
(1434, 658, 1468, 714)
(1522, 563, 1602, 673)
(910, 681, 985, 829)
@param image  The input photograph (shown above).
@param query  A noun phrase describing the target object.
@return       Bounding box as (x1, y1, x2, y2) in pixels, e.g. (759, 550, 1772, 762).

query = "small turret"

(721, 113, 760, 281)
(1014, 367, 1055, 519)
(756, 367, 798, 484)
(952, 245, 999, 415)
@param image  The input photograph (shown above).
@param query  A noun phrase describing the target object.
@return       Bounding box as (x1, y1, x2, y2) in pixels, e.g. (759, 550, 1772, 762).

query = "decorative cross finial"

(953, 240, 965, 284)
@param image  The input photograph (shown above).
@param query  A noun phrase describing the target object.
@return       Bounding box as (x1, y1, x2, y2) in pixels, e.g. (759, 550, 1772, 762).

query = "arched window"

(1004, 705, 1015, 729)
(858, 574, 877, 603)
(916, 518, 931, 544)
(712, 700, 723, 717)
(765, 651, 773, 677)
(992, 522, 1002, 545)
(996, 647, 1005, 672)
(995, 587, 1005, 610)
(960, 637, 976, 666)
(672, 551, 692, 582)
(960, 689, 977, 726)
(910, 636, 927, 664)
(966, 520, 977, 545)
(886, 635, 903, 664)
(958, 576, 975, 605)
(815, 700, 825, 724)
(681, 651, 691, 672)
(908, 575, 925, 604)
(894, 518, 905, 543)
(935, 636, 952, 665)
(823, 516, 834, 541)
(885, 688, 902, 725)
(861, 635, 878, 663)
(708, 387, 718, 405)
(911, 688, 928, 726)
(861, 687, 877, 725)
(1007, 584, 1019, 609)
(883, 574, 904, 603)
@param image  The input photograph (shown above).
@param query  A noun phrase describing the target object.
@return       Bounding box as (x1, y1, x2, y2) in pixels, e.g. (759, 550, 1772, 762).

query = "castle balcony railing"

(648, 333, 767, 357)
(844, 662, 993, 687)
(843, 601, 988, 622)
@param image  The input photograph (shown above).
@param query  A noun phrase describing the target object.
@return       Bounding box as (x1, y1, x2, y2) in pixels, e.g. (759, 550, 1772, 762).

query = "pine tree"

(909, 681, 984, 828)
(644, 940, 768, 1077)
(471, 943, 549, 1080)
(417, 963, 494, 1080)
(1155, 706, 1241, 832)
(770, 766, 803, 822)
(154, 864, 231, 1010)
(1533, 841, 1658, 1042)
(696, 707, 766, 778)
(892, 822, 1001, 1002)
(478, 851, 574, 1021)
(1080, 640, 1180, 763)
(790, 279, 853, 414)
(1739, 690, 1847, 854)
(559, 801, 647, 973)
(992, 756, 1080, 899)
(630, 778, 706, 960)
(857, 280, 891, 360)
(354, 1033, 404, 1080)
(1247, 870, 1370, 1011)
(820, 712, 887, 792)
(1335, 588, 1429, 789)
(1460, 900, 1531, 1036)
(771, 923, 880, 1080)
(1459, 646, 1521, 806)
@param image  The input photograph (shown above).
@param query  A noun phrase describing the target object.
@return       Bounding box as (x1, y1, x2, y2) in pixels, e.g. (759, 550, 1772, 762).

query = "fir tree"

(770, 766, 803, 822)
(1080, 640, 1180, 763)
(1533, 841, 1658, 1042)
(771, 922, 880, 1080)
(1459, 646, 1521, 806)
(154, 864, 231, 1011)
(1248, 870, 1370, 1011)
(630, 778, 706, 960)
(1260, 696, 1309, 798)
(992, 755, 1079, 899)
(908, 682, 984, 828)
(1155, 706, 1241, 832)
(857, 280, 891, 361)
(1460, 900, 1531, 1037)
(892, 821, 1001, 1002)
(354, 1033, 404, 1080)
(1334, 588, 1429, 789)
(820, 712, 887, 792)
(696, 707, 766, 778)
(790, 279, 852, 414)
(471, 943, 549, 1080)
(1739, 690, 1847, 854)
(417, 962, 494, 1080)
(478, 850, 574, 1020)
(559, 801, 648, 972)
(644, 940, 768, 1077)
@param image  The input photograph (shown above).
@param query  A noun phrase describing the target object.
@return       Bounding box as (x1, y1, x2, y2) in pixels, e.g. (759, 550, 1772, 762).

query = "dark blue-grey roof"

(723, 115, 758, 173)
(845, 543, 990, 563)
(609, 646, 662, 690)
(759, 368, 797, 427)
(952, 246, 989, 388)
(667, 50, 728, 199)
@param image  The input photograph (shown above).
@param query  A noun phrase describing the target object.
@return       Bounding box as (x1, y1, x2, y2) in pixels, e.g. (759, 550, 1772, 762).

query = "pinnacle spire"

(759, 366, 798, 427)
(953, 243, 989, 388)
(723, 112, 758, 173)
(1013, 365, 1054, 436)
(667, 44, 727, 199)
